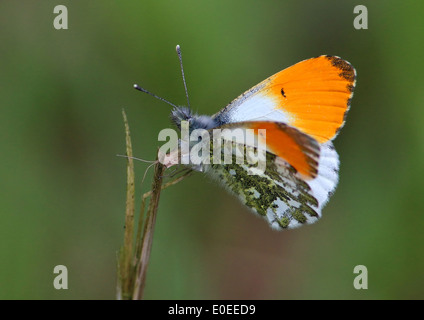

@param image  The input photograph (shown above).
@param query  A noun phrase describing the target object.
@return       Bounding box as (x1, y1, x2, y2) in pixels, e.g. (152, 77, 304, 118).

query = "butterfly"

(135, 46, 356, 230)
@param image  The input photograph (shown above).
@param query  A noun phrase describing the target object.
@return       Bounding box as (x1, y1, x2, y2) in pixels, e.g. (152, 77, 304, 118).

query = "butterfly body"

(163, 54, 356, 230)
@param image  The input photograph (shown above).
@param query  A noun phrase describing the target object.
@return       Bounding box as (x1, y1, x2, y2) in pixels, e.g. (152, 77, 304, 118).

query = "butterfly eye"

(281, 88, 286, 98)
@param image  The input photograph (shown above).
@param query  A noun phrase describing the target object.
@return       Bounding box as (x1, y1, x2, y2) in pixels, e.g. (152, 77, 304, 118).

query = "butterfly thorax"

(170, 106, 217, 131)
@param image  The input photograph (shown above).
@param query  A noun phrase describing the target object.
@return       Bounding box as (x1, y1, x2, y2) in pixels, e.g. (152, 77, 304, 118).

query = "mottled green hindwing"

(203, 141, 320, 229)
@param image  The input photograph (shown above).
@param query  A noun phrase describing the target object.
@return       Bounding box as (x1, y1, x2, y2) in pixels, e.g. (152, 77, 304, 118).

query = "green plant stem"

(132, 160, 165, 300)
(119, 109, 136, 300)
(118, 111, 191, 300)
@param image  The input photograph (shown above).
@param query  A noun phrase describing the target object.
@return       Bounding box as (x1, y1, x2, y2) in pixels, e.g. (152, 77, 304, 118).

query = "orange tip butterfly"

(134, 45, 356, 230)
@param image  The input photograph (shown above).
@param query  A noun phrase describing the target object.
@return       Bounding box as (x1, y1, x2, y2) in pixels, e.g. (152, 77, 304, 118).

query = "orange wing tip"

(324, 55, 357, 136)
(324, 55, 357, 98)
(324, 55, 356, 83)
(263, 55, 356, 143)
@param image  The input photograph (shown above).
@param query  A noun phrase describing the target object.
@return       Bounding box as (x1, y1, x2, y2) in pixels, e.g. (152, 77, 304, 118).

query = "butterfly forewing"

(213, 55, 356, 143)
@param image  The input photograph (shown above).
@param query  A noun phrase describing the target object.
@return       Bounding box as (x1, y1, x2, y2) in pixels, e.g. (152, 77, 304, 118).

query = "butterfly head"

(170, 106, 217, 131)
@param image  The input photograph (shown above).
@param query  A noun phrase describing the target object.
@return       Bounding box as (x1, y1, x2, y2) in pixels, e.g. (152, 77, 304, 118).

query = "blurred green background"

(1, 0, 423, 299)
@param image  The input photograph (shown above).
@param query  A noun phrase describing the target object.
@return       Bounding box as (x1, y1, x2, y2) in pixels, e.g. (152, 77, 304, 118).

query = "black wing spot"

(281, 88, 286, 97)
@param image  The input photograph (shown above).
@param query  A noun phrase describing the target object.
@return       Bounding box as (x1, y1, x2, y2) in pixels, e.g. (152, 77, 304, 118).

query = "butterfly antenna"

(133, 84, 178, 109)
(116, 154, 156, 164)
(176, 45, 191, 109)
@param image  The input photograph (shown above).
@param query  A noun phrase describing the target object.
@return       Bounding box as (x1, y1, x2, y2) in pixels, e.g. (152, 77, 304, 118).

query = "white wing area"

(269, 141, 339, 229)
(214, 89, 293, 125)
(307, 142, 340, 215)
